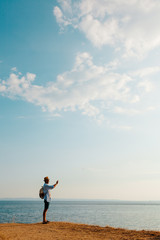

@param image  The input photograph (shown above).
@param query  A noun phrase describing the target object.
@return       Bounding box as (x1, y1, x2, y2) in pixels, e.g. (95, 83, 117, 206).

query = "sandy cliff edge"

(1, 221, 160, 240)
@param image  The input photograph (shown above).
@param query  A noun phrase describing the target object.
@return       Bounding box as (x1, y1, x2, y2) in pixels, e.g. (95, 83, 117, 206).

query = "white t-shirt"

(43, 183, 54, 202)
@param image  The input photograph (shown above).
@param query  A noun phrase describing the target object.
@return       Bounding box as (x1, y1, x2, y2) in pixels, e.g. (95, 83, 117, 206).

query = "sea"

(1, 200, 160, 231)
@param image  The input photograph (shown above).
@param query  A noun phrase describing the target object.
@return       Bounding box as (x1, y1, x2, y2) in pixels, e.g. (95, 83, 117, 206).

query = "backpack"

(39, 186, 44, 199)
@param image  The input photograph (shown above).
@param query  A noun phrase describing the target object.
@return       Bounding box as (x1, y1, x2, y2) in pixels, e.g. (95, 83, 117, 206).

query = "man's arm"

(45, 181, 59, 190)
(53, 180, 59, 188)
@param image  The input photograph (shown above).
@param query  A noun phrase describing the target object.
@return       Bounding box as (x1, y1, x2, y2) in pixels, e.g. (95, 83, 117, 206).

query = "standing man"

(43, 176, 59, 224)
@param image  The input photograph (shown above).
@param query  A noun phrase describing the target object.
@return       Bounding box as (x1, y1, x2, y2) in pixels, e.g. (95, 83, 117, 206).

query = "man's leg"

(43, 200, 49, 223)
(43, 209, 48, 223)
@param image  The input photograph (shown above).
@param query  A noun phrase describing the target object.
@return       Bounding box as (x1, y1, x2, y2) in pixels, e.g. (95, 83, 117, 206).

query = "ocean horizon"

(1, 198, 160, 202)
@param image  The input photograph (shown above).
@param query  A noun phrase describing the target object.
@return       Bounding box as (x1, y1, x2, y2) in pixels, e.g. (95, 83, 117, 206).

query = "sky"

(1, 0, 160, 201)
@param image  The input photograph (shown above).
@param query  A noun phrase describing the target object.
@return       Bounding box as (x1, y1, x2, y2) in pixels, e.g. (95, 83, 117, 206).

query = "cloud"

(113, 104, 156, 116)
(11, 67, 17, 72)
(138, 80, 154, 93)
(111, 124, 132, 131)
(130, 66, 160, 78)
(113, 106, 140, 116)
(53, 6, 71, 28)
(0, 52, 158, 123)
(54, 0, 160, 58)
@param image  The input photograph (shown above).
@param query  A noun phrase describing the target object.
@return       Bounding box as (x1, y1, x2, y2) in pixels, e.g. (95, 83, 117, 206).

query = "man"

(43, 176, 59, 224)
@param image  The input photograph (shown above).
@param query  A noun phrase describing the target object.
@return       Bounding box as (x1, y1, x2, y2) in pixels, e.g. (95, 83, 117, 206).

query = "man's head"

(44, 176, 49, 184)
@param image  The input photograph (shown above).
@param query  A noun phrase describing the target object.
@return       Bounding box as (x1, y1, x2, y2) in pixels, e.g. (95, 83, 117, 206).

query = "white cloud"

(131, 95, 140, 103)
(130, 66, 160, 78)
(54, 0, 160, 58)
(138, 80, 154, 93)
(53, 6, 70, 27)
(11, 67, 17, 72)
(26, 72, 36, 82)
(114, 106, 140, 116)
(111, 124, 132, 131)
(0, 85, 6, 92)
(79, 14, 119, 47)
(0, 52, 158, 122)
(113, 104, 156, 116)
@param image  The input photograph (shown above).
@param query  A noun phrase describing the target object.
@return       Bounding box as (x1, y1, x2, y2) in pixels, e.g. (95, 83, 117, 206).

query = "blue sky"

(1, 0, 160, 200)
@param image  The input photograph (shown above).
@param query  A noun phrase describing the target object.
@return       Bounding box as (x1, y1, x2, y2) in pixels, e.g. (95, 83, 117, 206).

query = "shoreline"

(1, 222, 160, 240)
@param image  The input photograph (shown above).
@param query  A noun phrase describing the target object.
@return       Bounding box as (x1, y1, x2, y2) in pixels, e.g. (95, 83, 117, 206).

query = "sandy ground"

(1, 222, 160, 240)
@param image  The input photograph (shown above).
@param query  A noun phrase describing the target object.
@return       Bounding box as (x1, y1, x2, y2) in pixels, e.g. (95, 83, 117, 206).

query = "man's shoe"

(42, 220, 50, 224)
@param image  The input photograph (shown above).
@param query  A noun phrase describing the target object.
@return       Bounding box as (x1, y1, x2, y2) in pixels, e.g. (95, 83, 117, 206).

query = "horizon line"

(1, 198, 160, 202)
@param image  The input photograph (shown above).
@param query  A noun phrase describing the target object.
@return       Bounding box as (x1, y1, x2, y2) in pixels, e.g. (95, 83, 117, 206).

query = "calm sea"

(1, 200, 160, 230)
